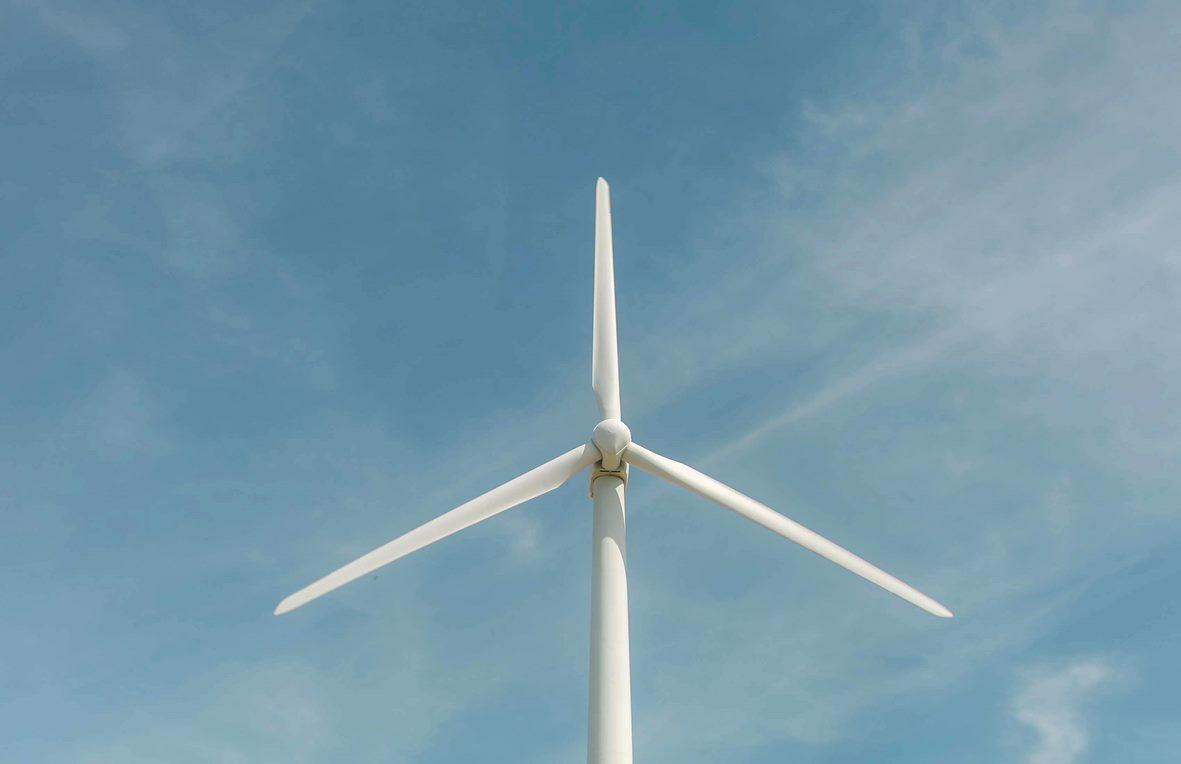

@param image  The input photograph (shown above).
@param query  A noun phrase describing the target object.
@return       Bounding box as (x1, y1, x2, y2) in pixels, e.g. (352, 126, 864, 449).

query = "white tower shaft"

(588, 475, 633, 764)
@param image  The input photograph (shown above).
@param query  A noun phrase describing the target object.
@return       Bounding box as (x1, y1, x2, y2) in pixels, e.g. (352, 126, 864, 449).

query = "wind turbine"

(275, 178, 952, 763)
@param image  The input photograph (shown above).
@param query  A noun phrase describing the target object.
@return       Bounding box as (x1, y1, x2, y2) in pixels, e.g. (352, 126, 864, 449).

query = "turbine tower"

(275, 178, 952, 763)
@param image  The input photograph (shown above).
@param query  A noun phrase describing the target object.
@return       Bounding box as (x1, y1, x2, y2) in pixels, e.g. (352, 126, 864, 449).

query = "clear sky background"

(3, 1, 1179, 762)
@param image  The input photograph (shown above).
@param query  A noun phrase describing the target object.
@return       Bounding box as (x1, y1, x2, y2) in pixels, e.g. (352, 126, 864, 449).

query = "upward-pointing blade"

(275, 443, 601, 615)
(622, 443, 953, 618)
(593, 177, 621, 420)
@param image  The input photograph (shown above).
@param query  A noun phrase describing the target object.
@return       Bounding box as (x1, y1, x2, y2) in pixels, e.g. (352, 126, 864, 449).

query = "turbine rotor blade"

(623, 443, 953, 618)
(593, 177, 621, 420)
(275, 443, 601, 615)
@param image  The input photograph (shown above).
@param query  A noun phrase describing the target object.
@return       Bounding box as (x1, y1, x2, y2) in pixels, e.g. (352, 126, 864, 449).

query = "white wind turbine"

(275, 178, 952, 763)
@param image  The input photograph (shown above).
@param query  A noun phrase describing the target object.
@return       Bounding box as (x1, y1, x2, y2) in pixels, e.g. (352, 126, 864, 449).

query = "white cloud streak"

(615, 3, 1181, 760)
(1013, 658, 1118, 764)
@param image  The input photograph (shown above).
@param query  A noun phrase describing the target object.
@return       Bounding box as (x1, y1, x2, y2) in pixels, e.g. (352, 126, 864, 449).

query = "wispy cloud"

(27, 0, 128, 54)
(608, 2, 1181, 759)
(68, 368, 170, 454)
(1013, 658, 1119, 764)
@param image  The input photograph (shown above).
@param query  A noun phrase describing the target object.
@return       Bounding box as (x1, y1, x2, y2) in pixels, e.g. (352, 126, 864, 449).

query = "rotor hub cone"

(592, 419, 632, 469)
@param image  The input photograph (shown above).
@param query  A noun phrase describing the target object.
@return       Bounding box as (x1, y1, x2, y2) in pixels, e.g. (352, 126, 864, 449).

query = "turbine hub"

(592, 418, 632, 470)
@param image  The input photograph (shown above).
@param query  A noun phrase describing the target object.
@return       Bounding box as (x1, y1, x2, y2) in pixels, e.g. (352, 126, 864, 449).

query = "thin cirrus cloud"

(1012, 658, 1119, 764)
(616, 3, 1181, 761)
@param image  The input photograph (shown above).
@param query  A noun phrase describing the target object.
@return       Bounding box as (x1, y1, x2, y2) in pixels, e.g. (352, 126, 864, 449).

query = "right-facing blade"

(593, 177, 621, 421)
(275, 443, 601, 615)
(623, 443, 953, 618)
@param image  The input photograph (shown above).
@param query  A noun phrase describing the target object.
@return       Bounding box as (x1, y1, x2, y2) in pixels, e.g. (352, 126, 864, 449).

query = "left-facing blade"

(593, 177, 621, 420)
(275, 443, 600, 615)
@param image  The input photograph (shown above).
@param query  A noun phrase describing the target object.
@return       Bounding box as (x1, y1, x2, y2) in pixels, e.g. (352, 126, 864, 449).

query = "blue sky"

(3, 1, 1180, 761)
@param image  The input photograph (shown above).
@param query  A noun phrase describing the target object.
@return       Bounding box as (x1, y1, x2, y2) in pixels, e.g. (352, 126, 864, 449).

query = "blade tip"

(273, 596, 298, 616)
(931, 603, 954, 618)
